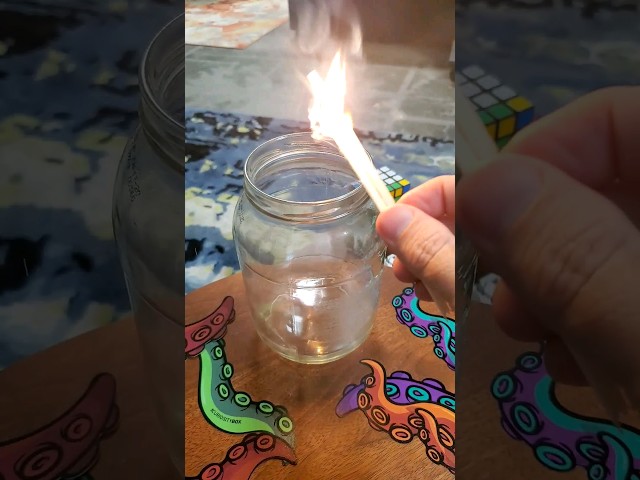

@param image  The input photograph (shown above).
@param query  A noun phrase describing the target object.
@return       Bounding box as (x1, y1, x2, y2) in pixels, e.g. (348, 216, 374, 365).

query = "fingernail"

(377, 205, 414, 246)
(458, 159, 543, 251)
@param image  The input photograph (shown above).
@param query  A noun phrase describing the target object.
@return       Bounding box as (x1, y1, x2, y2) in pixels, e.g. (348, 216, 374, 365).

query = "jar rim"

(139, 13, 184, 135)
(243, 132, 370, 214)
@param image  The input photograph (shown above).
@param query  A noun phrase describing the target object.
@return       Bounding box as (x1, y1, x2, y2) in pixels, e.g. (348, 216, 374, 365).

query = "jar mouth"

(243, 132, 371, 220)
(139, 13, 184, 168)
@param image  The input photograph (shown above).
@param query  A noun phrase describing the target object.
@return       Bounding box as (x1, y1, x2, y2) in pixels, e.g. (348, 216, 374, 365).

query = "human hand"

(457, 86, 640, 404)
(376, 175, 455, 312)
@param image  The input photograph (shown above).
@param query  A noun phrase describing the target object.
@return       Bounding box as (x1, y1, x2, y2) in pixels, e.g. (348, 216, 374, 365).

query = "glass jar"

(232, 133, 386, 364)
(455, 165, 477, 323)
(112, 14, 184, 476)
(455, 228, 477, 322)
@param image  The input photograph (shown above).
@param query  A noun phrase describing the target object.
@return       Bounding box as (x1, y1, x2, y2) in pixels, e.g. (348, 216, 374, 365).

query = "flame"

(306, 51, 352, 139)
(305, 50, 395, 214)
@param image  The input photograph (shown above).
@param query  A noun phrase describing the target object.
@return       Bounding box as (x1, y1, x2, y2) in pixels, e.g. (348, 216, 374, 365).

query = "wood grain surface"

(8, 270, 635, 480)
(185, 268, 456, 480)
(456, 302, 640, 480)
(0, 316, 176, 480)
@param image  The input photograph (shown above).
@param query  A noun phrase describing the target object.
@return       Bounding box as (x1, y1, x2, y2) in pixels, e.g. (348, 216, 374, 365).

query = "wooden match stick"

(333, 126, 396, 213)
(455, 90, 497, 174)
(340, 128, 456, 316)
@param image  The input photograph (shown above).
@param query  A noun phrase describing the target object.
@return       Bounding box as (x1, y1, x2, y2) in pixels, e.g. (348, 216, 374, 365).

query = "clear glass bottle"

(112, 14, 184, 476)
(233, 133, 386, 364)
(455, 165, 477, 323)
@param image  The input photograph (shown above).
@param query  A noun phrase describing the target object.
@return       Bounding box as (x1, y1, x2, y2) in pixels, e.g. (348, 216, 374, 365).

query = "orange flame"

(305, 50, 395, 213)
(306, 51, 352, 139)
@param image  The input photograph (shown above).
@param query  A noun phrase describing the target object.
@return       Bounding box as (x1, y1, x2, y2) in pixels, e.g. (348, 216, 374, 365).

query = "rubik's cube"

(377, 166, 410, 201)
(456, 65, 535, 149)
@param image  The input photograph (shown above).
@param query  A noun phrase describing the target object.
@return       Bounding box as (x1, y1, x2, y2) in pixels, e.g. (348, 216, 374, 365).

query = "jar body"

(232, 133, 385, 364)
(112, 14, 184, 477)
(113, 127, 183, 475)
(455, 227, 476, 323)
(455, 169, 476, 323)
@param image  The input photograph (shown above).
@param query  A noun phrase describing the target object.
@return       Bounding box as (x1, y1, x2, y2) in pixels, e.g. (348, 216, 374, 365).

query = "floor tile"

(186, 24, 455, 136)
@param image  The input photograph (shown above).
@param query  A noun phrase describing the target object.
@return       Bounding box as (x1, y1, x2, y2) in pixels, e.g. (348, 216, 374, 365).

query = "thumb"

(377, 204, 455, 311)
(457, 155, 640, 401)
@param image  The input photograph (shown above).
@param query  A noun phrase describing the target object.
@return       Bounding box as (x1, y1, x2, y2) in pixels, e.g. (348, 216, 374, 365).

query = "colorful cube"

(377, 166, 410, 201)
(456, 65, 535, 149)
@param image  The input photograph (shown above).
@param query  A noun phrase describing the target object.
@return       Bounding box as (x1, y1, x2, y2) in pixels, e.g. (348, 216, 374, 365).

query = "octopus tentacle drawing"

(0, 373, 119, 480)
(337, 370, 454, 417)
(185, 296, 236, 357)
(392, 287, 456, 370)
(337, 359, 455, 473)
(198, 339, 295, 446)
(187, 432, 297, 480)
(491, 350, 640, 480)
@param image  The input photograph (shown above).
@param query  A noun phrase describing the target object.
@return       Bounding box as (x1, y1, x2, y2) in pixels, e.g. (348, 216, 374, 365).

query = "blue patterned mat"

(184, 110, 455, 293)
(5, 0, 637, 369)
(0, 1, 179, 369)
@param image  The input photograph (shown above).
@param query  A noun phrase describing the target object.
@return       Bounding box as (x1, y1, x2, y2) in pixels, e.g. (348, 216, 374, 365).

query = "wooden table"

(0, 317, 175, 480)
(185, 269, 456, 480)
(5, 270, 636, 480)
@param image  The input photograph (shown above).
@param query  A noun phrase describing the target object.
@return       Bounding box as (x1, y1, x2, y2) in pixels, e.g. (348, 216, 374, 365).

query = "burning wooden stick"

(455, 89, 495, 175)
(307, 51, 455, 319)
(306, 52, 395, 212)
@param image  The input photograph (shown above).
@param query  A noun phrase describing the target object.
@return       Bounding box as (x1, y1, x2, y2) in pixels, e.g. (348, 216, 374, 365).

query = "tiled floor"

(185, 23, 454, 140)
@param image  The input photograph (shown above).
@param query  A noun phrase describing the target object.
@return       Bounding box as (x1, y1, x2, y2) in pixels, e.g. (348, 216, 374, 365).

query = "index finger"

(504, 86, 640, 189)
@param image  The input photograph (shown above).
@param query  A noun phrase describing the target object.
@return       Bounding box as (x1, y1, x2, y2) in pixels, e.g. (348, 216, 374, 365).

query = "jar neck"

(243, 133, 371, 223)
(139, 13, 184, 172)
